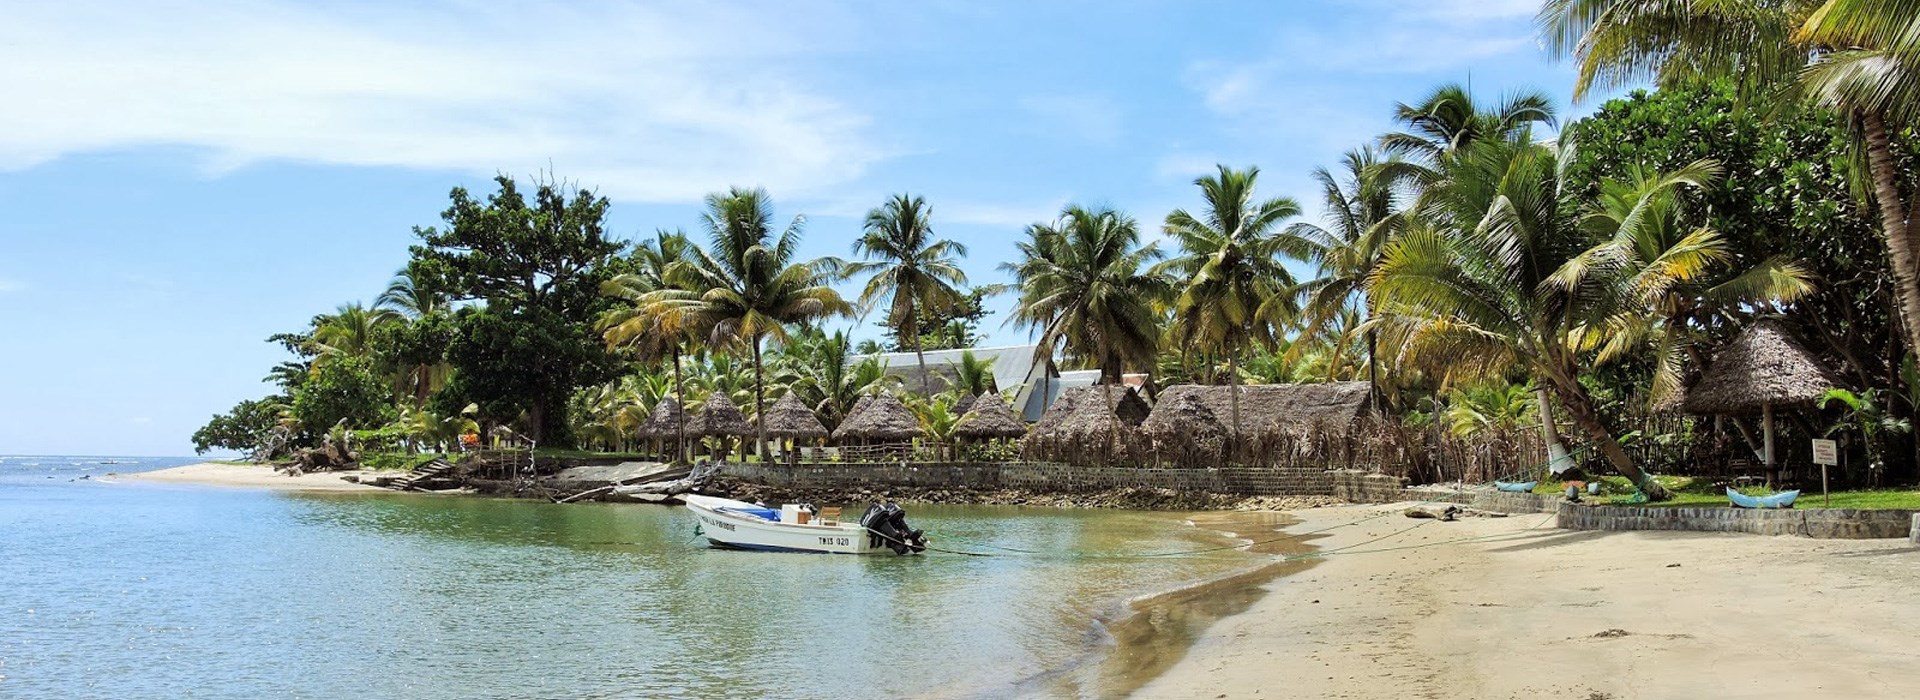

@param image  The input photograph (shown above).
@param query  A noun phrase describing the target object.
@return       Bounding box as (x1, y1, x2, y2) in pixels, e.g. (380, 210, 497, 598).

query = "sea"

(0, 456, 1287, 699)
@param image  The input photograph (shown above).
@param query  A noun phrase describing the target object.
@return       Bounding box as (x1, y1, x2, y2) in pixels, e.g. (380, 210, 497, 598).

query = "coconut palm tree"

(1371, 135, 1678, 498)
(309, 302, 399, 366)
(1005, 205, 1166, 386)
(844, 193, 970, 397)
(782, 329, 893, 430)
(1289, 147, 1409, 408)
(1155, 165, 1306, 442)
(375, 267, 449, 319)
(600, 230, 702, 461)
(662, 188, 853, 457)
(1380, 83, 1557, 164)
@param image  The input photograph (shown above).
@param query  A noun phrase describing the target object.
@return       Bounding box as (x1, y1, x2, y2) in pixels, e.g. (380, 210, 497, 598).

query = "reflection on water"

(0, 459, 1304, 699)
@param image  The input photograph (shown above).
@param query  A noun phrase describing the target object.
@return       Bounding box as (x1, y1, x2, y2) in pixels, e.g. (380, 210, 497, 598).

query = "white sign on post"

(1811, 439, 1839, 466)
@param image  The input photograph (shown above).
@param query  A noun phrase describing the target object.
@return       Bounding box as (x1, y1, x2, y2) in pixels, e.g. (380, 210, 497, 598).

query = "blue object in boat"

(1726, 487, 1800, 509)
(1494, 481, 1537, 493)
(719, 506, 781, 521)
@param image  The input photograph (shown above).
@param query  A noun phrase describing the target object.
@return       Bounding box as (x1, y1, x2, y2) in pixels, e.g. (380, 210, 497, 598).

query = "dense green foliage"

(191, 397, 287, 455)
(291, 356, 394, 435)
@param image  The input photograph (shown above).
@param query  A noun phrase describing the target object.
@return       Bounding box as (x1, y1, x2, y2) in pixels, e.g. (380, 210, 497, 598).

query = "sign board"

(1811, 438, 1839, 466)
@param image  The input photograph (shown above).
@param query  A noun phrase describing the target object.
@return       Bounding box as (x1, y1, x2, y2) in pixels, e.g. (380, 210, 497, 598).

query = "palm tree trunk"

(1228, 352, 1242, 463)
(1553, 380, 1671, 500)
(1535, 389, 1573, 476)
(907, 299, 930, 397)
(1862, 111, 1920, 357)
(1366, 329, 1379, 414)
(752, 337, 768, 461)
(673, 347, 688, 464)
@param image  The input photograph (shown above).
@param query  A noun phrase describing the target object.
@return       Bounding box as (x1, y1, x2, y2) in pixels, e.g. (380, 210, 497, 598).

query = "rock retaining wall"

(714, 461, 1408, 501)
(1557, 504, 1919, 539)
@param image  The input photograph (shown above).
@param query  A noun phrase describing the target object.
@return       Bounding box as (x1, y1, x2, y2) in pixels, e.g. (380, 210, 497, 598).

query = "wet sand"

(110, 462, 390, 492)
(1139, 503, 1920, 699)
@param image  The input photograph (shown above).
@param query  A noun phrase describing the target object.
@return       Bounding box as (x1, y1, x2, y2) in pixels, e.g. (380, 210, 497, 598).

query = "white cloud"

(0, 1, 888, 203)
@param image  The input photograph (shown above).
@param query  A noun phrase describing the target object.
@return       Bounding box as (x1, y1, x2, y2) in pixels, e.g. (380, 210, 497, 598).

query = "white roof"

(855, 344, 1045, 396)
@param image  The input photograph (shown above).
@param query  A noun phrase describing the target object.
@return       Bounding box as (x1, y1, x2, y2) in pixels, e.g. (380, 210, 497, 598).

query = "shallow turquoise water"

(0, 457, 1266, 699)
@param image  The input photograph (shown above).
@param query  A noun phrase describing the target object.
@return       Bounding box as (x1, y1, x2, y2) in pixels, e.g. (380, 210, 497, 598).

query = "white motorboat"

(683, 494, 927, 555)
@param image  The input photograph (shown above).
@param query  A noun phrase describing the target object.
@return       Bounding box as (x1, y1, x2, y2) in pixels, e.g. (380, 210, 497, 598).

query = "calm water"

(0, 456, 1280, 699)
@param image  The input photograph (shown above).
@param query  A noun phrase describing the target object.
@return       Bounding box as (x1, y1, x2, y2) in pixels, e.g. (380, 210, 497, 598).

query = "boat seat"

(818, 506, 841, 526)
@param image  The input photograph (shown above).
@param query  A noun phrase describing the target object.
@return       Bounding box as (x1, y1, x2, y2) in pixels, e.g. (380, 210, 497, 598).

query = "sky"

(0, 0, 1621, 456)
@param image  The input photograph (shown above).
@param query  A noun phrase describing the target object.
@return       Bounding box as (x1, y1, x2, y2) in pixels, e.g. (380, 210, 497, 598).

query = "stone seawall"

(1557, 504, 1918, 539)
(714, 461, 1408, 502)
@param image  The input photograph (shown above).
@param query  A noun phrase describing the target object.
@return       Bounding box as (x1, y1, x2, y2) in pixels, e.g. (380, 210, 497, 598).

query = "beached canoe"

(683, 494, 927, 555)
(1726, 487, 1800, 509)
(1494, 481, 1537, 493)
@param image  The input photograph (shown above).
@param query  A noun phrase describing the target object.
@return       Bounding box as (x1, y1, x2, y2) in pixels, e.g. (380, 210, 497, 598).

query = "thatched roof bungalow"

(691, 394, 754, 437)
(1022, 385, 1146, 463)
(635, 397, 686, 440)
(1154, 381, 1372, 436)
(833, 394, 924, 443)
(1137, 391, 1228, 468)
(762, 392, 828, 440)
(954, 393, 1029, 440)
(1682, 320, 1838, 415)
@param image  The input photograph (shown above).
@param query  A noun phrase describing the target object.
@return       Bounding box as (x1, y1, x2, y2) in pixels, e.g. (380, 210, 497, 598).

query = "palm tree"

(844, 194, 970, 396)
(1539, 0, 1920, 380)
(1155, 165, 1306, 442)
(664, 187, 853, 458)
(1005, 205, 1166, 385)
(783, 329, 893, 430)
(1371, 136, 1678, 497)
(1380, 83, 1557, 164)
(1290, 147, 1408, 409)
(600, 230, 701, 461)
(308, 302, 399, 366)
(1006, 205, 1165, 442)
(375, 267, 448, 319)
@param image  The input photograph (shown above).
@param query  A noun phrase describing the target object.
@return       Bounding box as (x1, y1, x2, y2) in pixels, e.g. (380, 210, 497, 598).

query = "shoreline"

(106, 462, 394, 492)
(1139, 503, 1920, 699)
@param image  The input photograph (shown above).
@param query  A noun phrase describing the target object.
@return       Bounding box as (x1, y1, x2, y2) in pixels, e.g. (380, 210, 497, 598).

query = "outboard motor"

(859, 502, 928, 555)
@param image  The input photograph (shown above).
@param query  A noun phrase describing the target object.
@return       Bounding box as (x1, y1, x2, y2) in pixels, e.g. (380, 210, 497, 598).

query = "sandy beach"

(1140, 503, 1920, 699)
(110, 462, 390, 492)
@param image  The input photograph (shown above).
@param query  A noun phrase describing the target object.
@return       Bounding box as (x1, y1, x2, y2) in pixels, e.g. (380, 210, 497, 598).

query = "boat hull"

(684, 494, 891, 555)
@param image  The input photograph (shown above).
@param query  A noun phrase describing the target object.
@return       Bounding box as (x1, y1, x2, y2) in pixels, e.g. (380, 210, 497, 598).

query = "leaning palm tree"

(659, 188, 852, 458)
(1155, 165, 1306, 442)
(844, 194, 970, 396)
(1373, 135, 1679, 498)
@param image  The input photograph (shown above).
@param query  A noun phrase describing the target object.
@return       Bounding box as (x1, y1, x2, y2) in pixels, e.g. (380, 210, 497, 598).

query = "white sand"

(1140, 503, 1920, 699)
(110, 462, 390, 492)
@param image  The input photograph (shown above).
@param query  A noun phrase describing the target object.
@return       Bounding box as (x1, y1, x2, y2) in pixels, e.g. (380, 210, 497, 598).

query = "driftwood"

(1403, 504, 1461, 521)
(556, 463, 717, 504)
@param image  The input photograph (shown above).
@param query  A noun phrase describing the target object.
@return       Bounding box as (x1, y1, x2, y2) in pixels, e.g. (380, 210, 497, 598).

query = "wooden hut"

(832, 394, 924, 458)
(1023, 386, 1142, 464)
(1137, 391, 1227, 468)
(691, 394, 754, 461)
(636, 396, 689, 462)
(762, 392, 829, 462)
(1681, 320, 1839, 483)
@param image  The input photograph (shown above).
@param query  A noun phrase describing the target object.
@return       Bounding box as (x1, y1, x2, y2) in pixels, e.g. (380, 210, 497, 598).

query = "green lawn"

(1524, 474, 1920, 510)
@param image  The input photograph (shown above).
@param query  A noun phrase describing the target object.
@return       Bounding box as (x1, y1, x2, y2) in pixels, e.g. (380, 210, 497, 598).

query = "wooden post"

(1762, 403, 1776, 489)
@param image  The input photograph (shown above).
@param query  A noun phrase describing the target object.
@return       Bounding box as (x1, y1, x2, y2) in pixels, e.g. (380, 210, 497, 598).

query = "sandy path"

(109, 462, 391, 492)
(1139, 503, 1920, 699)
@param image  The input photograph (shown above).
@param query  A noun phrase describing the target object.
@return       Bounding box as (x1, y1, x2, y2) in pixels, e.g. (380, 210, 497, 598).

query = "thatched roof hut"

(1154, 381, 1371, 436)
(953, 393, 1028, 440)
(1682, 320, 1838, 414)
(833, 394, 924, 442)
(1029, 386, 1086, 436)
(691, 394, 754, 437)
(840, 395, 875, 430)
(1137, 391, 1228, 467)
(762, 392, 828, 439)
(635, 397, 686, 439)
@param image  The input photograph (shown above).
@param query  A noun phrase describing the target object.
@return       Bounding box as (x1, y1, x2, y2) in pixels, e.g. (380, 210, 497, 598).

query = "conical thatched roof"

(762, 392, 828, 439)
(1029, 386, 1086, 437)
(1683, 320, 1839, 414)
(833, 394, 924, 441)
(840, 395, 875, 430)
(691, 394, 754, 436)
(1138, 391, 1226, 441)
(952, 392, 979, 417)
(635, 397, 686, 439)
(953, 393, 1028, 439)
(1054, 387, 1139, 440)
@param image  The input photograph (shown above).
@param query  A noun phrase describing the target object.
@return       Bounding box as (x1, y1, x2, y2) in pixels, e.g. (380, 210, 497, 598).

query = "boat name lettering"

(699, 515, 736, 531)
(817, 536, 850, 546)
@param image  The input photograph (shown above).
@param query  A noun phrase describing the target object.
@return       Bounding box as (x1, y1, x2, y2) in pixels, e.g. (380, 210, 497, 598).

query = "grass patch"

(1525, 474, 1920, 510)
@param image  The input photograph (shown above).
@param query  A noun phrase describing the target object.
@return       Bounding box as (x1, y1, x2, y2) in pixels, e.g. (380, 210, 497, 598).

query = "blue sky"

(0, 0, 1617, 456)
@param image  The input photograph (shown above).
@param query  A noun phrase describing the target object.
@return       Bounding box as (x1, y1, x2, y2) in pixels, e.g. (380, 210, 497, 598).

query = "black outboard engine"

(859, 501, 928, 555)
